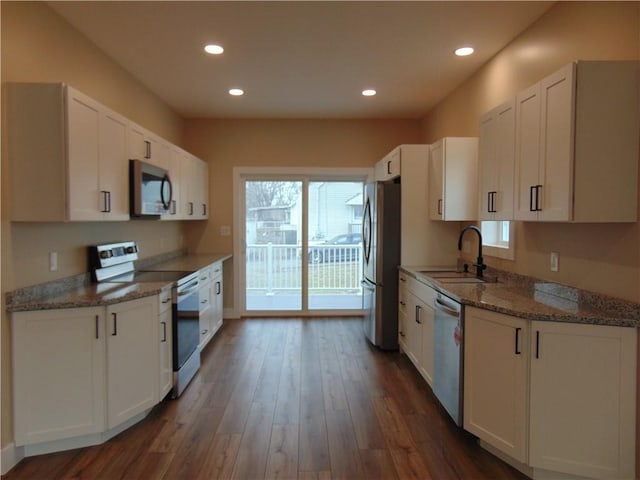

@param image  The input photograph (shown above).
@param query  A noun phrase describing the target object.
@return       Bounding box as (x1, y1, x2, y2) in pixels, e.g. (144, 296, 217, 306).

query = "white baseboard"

(1, 442, 25, 475)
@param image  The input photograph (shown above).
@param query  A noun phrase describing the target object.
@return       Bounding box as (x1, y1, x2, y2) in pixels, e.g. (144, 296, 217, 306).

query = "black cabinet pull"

(437, 199, 443, 216)
(515, 327, 521, 355)
(387, 160, 392, 175)
(216, 281, 221, 295)
(144, 140, 151, 159)
(202, 203, 207, 216)
(111, 312, 117, 336)
(535, 185, 543, 211)
(489, 191, 497, 213)
(161, 321, 167, 342)
(100, 191, 111, 213)
(189, 202, 194, 216)
(529, 185, 536, 211)
(95, 315, 100, 339)
(535, 330, 540, 359)
(415, 305, 422, 324)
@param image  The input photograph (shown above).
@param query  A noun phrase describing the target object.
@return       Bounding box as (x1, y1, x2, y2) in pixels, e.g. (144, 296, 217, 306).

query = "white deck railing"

(246, 243, 362, 294)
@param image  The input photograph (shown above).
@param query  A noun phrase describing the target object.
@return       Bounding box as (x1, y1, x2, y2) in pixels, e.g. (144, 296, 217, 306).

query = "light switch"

(550, 252, 559, 272)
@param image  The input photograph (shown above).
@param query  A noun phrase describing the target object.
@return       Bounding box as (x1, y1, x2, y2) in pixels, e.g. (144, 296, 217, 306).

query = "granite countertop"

(6, 252, 232, 313)
(399, 265, 640, 328)
(143, 253, 232, 272)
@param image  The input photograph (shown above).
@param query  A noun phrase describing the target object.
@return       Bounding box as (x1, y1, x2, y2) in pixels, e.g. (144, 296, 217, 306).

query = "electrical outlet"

(49, 252, 58, 272)
(550, 252, 559, 272)
(220, 225, 231, 236)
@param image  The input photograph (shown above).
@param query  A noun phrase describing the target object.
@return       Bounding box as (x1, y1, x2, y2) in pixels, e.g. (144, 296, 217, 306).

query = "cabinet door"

(514, 83, 542, 221)
(158, 289, 173, 399)
(375, 148, 401, 181)
(416, 297, 434, 388)
(67, 87, 101, 221)
(12, 308, 105, 446)
(106, 297, 158, 429)
(198, 275, 214, 349)
(195, 158, 209, 219)
(398, 274, 409, 351)
(211, 263, 224, 333)
(538, 63, 575, 222)
(429, 141, 444, 220)
(128, 122, 148, 161)
(98, 108, 130, 220)
(164, 147, 183, 219)
(530, 321, 636, 479)
(463, 307, 528, 463)
(404, 292, 421, 368)
(479, 101, 517, 221)
(478, 110, 498, 220)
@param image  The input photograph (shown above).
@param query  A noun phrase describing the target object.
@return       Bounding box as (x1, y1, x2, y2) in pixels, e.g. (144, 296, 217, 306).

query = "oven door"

(173, 279, 200, 371)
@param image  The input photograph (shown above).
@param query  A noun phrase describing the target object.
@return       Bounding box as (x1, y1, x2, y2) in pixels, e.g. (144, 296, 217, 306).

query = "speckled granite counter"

(143, 253, 232, 272)
(399, 265, 640, 328)
(6, 252, 232, 313)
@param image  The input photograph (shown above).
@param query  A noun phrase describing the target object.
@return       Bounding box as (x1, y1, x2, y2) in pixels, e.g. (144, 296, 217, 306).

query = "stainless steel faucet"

(458, 225, 486, 278)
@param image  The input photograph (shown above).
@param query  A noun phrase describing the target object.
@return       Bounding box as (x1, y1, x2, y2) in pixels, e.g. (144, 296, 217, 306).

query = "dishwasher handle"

(434, 296, 461, 318)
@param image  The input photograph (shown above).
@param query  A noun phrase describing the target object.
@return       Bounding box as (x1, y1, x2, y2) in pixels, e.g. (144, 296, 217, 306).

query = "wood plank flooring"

(4, 317, 528, 480)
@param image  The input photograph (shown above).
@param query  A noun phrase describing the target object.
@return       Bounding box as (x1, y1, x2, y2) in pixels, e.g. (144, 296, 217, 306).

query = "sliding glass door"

(241, 175, 364, 314)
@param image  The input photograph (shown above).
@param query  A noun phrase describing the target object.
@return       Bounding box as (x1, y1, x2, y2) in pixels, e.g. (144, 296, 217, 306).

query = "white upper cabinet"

(478, 100, 516, 221)
(180, 153, 209, 220)
(375, 147, 401, 181)
(429, 137, 478, 221)
(128, 122, 170, 170)
(8, 82, 210, 223)
(8, 84, 130, 221)
(514, 61, 639, 222)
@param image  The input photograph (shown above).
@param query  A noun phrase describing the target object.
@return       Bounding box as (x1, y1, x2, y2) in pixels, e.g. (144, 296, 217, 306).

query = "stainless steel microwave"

(129, 159, 172, 218)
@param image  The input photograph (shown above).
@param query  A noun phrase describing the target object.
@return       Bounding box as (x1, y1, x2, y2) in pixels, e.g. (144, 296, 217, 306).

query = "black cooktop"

(104, 270, 193, 284)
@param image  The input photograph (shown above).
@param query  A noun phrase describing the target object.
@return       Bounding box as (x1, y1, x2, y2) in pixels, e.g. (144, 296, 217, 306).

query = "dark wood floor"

(4, 317, 528, 480)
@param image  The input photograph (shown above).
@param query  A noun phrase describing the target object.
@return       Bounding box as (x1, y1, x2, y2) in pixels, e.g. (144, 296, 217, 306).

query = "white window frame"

(233, 166, 373, 317)
(481, 220, 515, 260)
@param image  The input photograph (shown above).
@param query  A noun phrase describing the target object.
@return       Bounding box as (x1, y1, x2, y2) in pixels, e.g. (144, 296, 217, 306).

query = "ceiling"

(48, 1, 554, 119)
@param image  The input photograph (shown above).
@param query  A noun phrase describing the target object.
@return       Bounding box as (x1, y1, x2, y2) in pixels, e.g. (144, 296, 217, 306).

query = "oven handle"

(434, 297, 461, 318)
(178, 280, 199, 296)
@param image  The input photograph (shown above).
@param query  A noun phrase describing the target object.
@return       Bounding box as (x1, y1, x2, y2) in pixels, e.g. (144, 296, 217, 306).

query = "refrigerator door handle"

(363, 197, 372, 265)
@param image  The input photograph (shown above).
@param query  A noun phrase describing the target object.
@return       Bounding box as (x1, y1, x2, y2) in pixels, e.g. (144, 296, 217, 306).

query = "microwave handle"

(160, 175, 173, 210)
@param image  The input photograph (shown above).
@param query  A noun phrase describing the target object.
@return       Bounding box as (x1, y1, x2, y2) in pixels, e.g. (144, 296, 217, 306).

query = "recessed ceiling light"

(204, 44, 224, 55)
(229, 88, 244, 96)
(455, 46, 474, 57)
(362, 89, 377, 97)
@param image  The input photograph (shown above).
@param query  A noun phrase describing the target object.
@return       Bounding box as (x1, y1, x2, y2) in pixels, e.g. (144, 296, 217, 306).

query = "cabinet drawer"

(198, 266, 212, 285)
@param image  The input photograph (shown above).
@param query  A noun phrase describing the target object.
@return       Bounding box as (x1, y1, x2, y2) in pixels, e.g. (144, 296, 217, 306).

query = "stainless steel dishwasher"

(433, 291, 464, 426)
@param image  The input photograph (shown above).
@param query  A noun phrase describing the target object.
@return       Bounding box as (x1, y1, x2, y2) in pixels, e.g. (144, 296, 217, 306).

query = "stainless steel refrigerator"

(362, 181, 401, 350)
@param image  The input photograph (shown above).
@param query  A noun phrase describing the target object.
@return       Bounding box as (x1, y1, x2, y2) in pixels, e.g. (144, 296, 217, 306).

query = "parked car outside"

(308, 233, 362, 264)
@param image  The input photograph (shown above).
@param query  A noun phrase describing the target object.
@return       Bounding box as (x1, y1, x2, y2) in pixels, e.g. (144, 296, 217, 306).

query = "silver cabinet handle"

(161, 321, 167, 343)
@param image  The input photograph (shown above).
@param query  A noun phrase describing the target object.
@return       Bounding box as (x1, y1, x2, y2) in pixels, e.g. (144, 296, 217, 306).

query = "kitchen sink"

(416, 270, 496, 284)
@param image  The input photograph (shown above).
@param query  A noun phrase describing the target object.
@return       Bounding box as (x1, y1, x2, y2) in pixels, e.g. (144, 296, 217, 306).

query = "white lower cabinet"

(12, 307, 106, 446)
(464, 308, 637, 480)
(105, 297, 159, 429)
(12, 294, 163, 449)
(529, 321, 636, 479)
(464, 307, 529, 463)
(398, 272, 435, 387)
(198, 266, 214, 349)
(158, 286, 173, 399)
(211, 262, 224, 334)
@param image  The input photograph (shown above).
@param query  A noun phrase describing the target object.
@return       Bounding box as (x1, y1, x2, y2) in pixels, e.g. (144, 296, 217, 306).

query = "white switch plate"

(49, 252, 58, 272)
(220, 225, 231, 236)
(550, 252, 559, 272)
